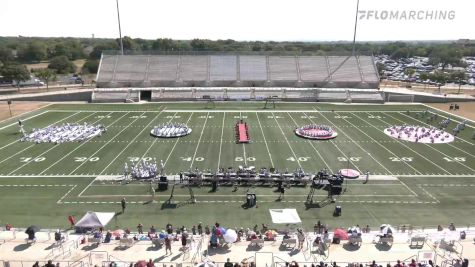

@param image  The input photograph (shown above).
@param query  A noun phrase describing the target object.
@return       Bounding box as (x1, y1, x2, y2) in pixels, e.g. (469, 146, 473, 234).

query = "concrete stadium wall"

(4, 91, 92, 102)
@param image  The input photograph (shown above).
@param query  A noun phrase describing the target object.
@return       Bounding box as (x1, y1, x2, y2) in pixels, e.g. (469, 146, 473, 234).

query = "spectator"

(233, 263, 240, 267)
(45, 260, 55, 267)
(409, 259, 417, 267)
(137, 223, 143, 234)
(146, 259, 154, 267)
(198, 222, 203, 235)
(453, 260, 462, 267)
(224, 259, 233, 267)
(205, 225, 210, 235)
(449, 223, 456, 231)
(370, 261, 377, 267)
(55, 263, 60, 267)
(104, 231, 112, 243)
(394, 260, 403, 267)
(192, 225, 196, 235)
(297, 229, 305, 250)
(437, 225, 443, 231)
(54, 230, 62, 244)
(67, 215, 75, 227)
(32, 262, 40, 267)
(165, 236, 172, 255)
(181, 231, 188, 250)
(166, 223, 173, 234)
(121, 198, 126, 213)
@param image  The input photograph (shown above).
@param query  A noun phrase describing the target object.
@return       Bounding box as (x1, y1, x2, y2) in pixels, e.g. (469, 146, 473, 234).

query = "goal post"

(386, 93, 415, 103)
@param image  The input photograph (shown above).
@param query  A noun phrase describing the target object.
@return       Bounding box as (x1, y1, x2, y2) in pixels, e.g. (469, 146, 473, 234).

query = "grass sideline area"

(0, 102, 474, 230)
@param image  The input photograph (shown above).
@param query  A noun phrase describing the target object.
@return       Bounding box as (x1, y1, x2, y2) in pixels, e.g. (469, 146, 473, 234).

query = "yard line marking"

(256, 112, 274, 167)
(99, 111, 164, 175)
(336, 112, 421, 175)
(0, 110, 50, 131)
(138, 111, 177, 163)
(416, 185, 440, 203)
(287, 112, 331, 170)
(0, 143, 36, 165)
(164, 113, 194, 167)
(6, 112, 98, 175)
(362, 112, 461, 175)
(397, 179, 418, 197)
(0, 111, 81, 152)
(78, 179, 97, 197)
(217, 112, 226, 170)
(38, 112, 116, 175)
(68, 112, 143, 175)
(189, 112, 210, 169)
(57, 185, 77, 204)
(240, 111, 247, 166)
(272, 112, 302, 169)
(395, 112, 475, 157)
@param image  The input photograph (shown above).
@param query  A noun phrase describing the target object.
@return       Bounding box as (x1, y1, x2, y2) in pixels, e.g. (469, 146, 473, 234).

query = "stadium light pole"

(351, 0, 360, 56)
(116, 0, 124, 55)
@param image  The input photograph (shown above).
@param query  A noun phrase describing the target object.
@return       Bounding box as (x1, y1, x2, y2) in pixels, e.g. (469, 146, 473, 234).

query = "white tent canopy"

(75, 211, 115, 228)
(269, 209, 302, 224)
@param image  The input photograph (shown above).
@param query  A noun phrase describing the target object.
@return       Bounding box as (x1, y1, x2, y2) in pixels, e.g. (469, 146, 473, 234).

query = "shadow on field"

(14, 243, 32, 251)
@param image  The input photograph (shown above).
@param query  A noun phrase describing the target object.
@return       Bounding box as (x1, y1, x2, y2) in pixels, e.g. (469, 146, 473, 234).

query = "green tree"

(0, 63, 31, 88)
(18, 41, 47, 62)
(419, 72, 429, 82)
(118, 36, 139, 51)
(404, 68, 416, 77)
(429, 71, 449, 92)
(89, 43, 119, 59)
(82, 59, 99, 74)
(48, 56, 76, 74)
(0, 45, 14, 63)
(152, 38, 176, 51)
(35, 68, 56, 90)
(429, 46, 461, 69)
(376, 62, 386, 79)
(450, 71, 467, 94)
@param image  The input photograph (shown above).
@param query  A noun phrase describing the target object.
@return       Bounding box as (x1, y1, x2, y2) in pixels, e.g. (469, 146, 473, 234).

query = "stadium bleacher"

(96, 54, 379, 89)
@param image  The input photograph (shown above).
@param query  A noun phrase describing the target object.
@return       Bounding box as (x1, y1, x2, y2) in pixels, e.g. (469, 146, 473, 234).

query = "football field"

(0, 102, 474, 230)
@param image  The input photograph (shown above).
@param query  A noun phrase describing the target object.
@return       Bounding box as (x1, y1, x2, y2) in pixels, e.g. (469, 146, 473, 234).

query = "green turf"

(0, 102, 474, 230)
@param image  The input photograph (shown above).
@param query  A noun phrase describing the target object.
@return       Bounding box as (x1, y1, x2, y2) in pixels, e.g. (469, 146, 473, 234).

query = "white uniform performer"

(124, 163, 129, 180)
(19, 120, 26, 136)
(160, 160, 165, 176)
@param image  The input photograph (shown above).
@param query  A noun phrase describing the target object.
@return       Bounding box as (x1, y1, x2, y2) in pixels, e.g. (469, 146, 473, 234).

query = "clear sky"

(0, 0, 472, 41)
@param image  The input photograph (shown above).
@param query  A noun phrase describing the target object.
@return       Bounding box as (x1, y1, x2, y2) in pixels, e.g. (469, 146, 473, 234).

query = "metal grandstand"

(96, 52, 380, 89)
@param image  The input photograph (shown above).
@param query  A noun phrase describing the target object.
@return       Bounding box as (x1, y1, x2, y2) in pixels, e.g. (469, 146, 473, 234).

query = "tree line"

(1, 36, 474, 86)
